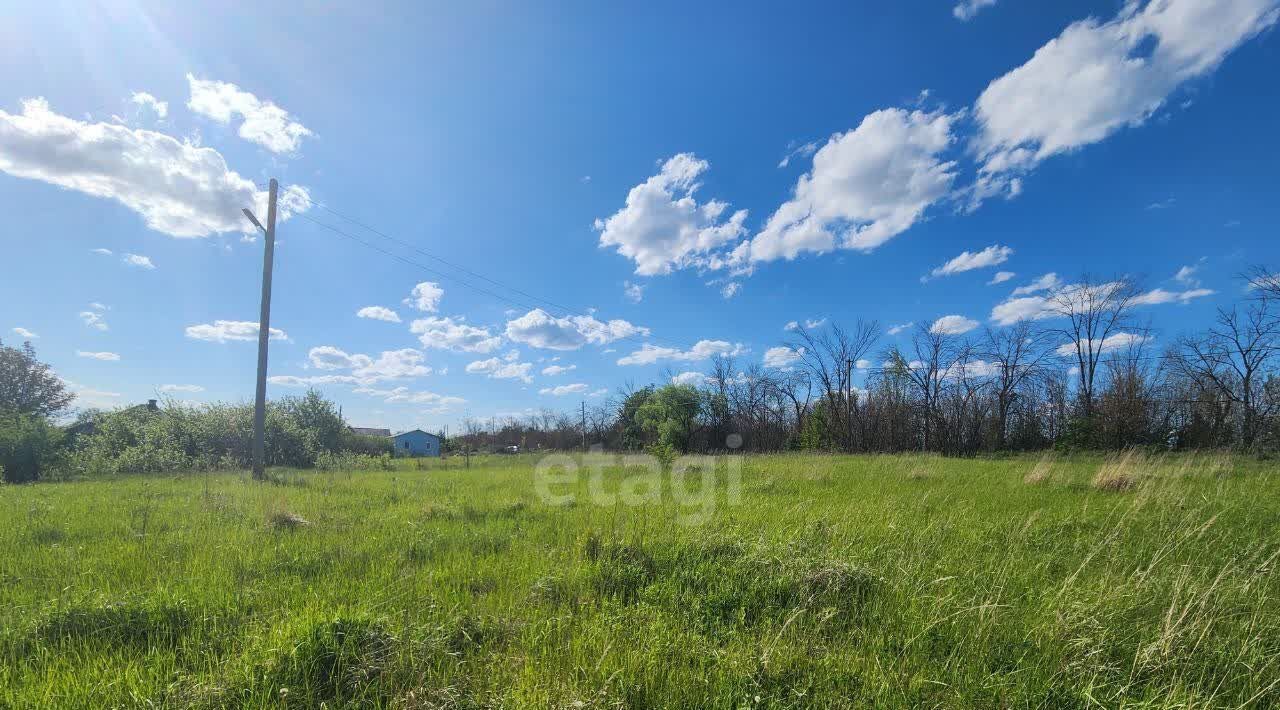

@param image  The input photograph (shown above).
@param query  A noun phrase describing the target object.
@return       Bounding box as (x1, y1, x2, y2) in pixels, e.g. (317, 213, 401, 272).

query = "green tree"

(635, 384, 704, 453)
(0, 340, 74, 418)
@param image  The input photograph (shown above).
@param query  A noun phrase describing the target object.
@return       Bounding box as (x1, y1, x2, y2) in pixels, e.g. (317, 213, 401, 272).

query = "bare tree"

(1171, 297, 1279, 447)
(982, 322, 1055, 449)
(788, 321, 880, 450)
(1050, 276, 1140, 417)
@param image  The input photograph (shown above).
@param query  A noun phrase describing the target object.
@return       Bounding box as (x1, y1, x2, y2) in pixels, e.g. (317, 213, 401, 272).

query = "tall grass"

(1, 453, 1277, 707)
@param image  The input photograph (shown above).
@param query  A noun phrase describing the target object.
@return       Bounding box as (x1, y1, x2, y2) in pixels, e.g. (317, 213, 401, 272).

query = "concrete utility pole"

(243, 179, 278, 481)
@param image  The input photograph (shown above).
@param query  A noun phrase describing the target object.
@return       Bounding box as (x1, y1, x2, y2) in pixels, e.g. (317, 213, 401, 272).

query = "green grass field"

(2, 452, 1279, 708)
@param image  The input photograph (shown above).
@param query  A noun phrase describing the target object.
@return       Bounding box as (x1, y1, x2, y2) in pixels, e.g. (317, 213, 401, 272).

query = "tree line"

(460, 268, 1280, 457)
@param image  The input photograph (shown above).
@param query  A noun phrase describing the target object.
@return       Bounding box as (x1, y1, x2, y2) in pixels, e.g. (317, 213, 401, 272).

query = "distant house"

(348, 426, 392, 438)
(392, 429, 441, 457)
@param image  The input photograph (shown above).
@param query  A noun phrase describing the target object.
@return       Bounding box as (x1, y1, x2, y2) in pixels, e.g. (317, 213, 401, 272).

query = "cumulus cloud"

(122, 253, 155, 269)
(971, 0, 1280, 204)
(763, 346, 804, 369)
(990, 296, 1058, 326)
(410, 316, 502, 353)
(541, 364, 576, 376)
(930, 315, 980, 335)
(784, 318, 827, 332)
(185, 320, 287, 343)
(186, 74, 312, 153)
(0, 98, 310, 238)
(623, 281, 645, 303)
(12, 327, 38, 339)
(79, 309, 108, 331)
(1132, 287, 1215, 305)
(925, 245, 1012, 281)
(539, 383, 589, 396)
(406, 282, 443, 312)
(671, 371, 706, 386)
(309, 346, 432, 381)
(466, 356, 533, 383)
(887, 322, 915, 336)
(505, 309, 648, 351)
(77, 350, 120, 361)
(720, 282, 742, 299)
(1011, 273, 1062, 296)
(617, 339, 746, 366)
(159, 384, 204, 393)
(594, 153, 748, 276)
(351, 386, 465, 412)
(1174, 263, 1203, 286)
(130, 91, 168, 119)
(988, 270, 1016, 285)
(356, 306, 401, 323)
(1055, 332, 1149, 357)
(954, 0, 998, 21)
(748, 108, 957, 262)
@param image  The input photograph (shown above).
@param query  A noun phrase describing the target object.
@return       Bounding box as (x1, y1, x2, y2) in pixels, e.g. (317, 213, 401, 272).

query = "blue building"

(392, 429, 441, 457)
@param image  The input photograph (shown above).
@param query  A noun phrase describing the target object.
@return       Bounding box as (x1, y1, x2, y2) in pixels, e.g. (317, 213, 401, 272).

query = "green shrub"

(0, 414, 64, 483)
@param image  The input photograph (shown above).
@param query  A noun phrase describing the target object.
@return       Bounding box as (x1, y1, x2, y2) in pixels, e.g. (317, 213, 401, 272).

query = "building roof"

(349, 426, 392, 437)
(393, 429, 440, 440)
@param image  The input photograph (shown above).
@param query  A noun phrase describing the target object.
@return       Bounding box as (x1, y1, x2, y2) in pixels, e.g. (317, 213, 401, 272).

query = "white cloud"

(79, 310, 108, 331)
(539, 383, 589, 396)
(505, 309, 648, 351)
(1011, 273, 1062, 296)
(356, 306, 401, 323)
(930, 315, 980, 335)
(1146, 197, 1177, 210)
(1174, 263, 1202, 286)
(748, 108, 957, 262)
(63, 379, 122, 407)
(186, 74, 312, 153)
(185, 320, 287, 343)
(77, 350, 120, 361)
(954, 0, 998, 21)
(763, 346, 804, 369)
(122, 253, 155, 269)
(972, 0, 1280, 201)
(594, 153, 748, 276)
(159, 384, 204, 393)
(0, 97, 310, 238)
(671, 371, 707, 386)
(988, 270, 1016, 285)
(410, 316, 502, 353)
(541, 364, 577, 376)
(926, 245, 1012, 280)
(856, 359, 872, 369)
(1055, 332, 1149, 357)
(990, 295, 1057, 326)
(406, 282, 444, 312)
(783, 318, 827, 332)
(130, 92, 168, 119)
(268, 374, 363, 387)
(351, 386, 465, 412)
(1132, 287, 1215, 305)
(623, 281, 645, 303)
(12, 327, 38, 339)
(91, 248, 113, 256)
(777, 140, 818, 168)
(466, 357, 533, 384)
(308, 346, 431, 382)
(617, 339, 746, 366)
(887, 322, 915, 336)
(720, 282, 742, 299)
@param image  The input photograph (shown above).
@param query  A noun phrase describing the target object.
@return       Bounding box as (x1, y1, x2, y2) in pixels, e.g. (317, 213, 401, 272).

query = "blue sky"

(2, 0, 1278, 433)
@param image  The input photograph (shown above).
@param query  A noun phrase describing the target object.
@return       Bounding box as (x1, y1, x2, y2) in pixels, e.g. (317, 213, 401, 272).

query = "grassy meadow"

(2, 452, 1279, 708)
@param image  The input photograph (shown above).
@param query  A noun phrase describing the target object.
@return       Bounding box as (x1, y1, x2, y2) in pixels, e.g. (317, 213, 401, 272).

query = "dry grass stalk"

(1024, 454, 1055, 484)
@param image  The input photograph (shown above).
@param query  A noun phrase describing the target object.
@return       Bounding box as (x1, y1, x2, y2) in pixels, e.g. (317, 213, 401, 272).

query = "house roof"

(349, 426, 392, 437)
(393, 429, 440, 440)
